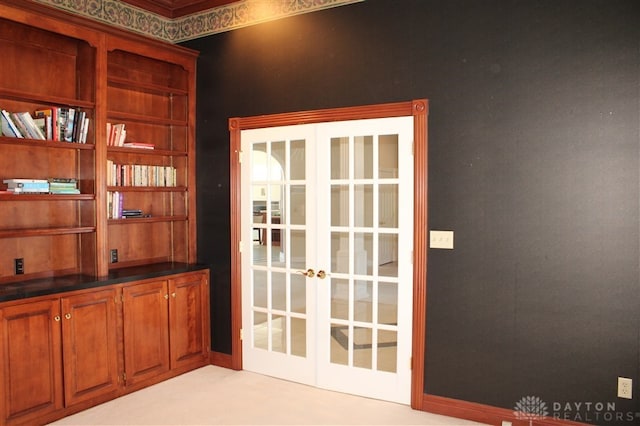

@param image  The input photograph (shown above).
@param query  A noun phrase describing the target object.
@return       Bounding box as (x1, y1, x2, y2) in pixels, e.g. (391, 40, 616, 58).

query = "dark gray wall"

(183, 0, 640, 423)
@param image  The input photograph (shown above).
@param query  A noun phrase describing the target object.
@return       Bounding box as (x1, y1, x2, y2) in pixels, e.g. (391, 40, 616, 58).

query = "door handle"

(317, 270, 328, 279)
(298, 268, 315, 278)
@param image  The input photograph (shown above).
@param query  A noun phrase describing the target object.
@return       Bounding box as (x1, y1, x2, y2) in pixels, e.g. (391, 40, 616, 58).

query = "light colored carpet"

(49, 366, 487, 425)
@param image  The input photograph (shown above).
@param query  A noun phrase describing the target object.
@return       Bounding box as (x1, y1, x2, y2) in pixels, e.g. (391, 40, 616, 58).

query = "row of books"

(106, 122, 155, 149)
(1, 108, 90, 143)
(107, 161, 177, 187)
(107, 192, 149, 219)
(108, 191, 123, 219)
(2, 178, 80, 194)
(107, 123, 127, 147)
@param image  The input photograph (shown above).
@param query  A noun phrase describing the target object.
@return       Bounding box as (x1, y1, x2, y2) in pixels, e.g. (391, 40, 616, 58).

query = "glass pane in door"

(327, 132, 400, 373)
(248, 134, 309, 358)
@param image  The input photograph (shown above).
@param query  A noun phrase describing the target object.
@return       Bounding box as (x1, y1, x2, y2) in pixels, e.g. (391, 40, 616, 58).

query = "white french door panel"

(241, 124, 318, 386)
(241, 117, 414, 404)
(315, 117, 414, 404)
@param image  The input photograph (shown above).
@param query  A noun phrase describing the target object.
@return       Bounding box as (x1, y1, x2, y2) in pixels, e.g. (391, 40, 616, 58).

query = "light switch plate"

(430, 230, 454, 249)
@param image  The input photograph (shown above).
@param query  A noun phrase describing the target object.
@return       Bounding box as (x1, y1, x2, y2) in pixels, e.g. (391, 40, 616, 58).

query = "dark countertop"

(0, 262, 210, 303)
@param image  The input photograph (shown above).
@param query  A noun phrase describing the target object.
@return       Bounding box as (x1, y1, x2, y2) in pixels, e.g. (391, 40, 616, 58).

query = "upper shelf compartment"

(0, 17, 95, 105)
(107, 49, 189, 92)
(107, 49, 188, 124)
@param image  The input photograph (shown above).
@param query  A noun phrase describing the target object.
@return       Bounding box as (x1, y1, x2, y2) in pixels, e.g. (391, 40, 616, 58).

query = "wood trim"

(229, 101, 417, 131)
(229, 116, 243, 370)
(422, 394, 589, 426)
(228, 100, 429, 402)
(2, 0, 199, 56)
(209, 351, 234, 369)
(411, 99, 428, 409)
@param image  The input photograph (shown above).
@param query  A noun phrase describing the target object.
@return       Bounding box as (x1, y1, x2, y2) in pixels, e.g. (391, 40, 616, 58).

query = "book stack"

(3, 178, 49, 194)
(1, 108, 89, 142)
(106, 122, 127, 146)
(122, 142, 155, 150)
(107, 191, 123, 219)
(48, 178, 80, 194)
(122, 209, 146, 219)
(1, 110, 44, 139)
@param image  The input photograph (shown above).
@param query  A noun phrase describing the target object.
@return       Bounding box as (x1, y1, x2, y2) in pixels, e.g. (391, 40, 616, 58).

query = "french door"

(240, 116, 414, 403)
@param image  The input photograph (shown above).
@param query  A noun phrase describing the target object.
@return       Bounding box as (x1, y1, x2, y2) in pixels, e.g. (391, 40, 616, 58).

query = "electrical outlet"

(618, 377, 632, 399)
(110, 249, 118, 263)
(14, 258, 24, 275)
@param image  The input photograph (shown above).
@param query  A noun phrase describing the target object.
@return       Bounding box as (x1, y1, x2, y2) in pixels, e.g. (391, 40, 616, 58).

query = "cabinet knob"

(54, 315, 61, 322)
(65, 313, 72, 320)
(164, 294, 169, 300)
(171, 292, 176, 298)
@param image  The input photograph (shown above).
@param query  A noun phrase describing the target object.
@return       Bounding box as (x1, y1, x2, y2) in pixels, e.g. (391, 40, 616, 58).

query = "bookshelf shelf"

(107, 146, 187, 156)
(0, 88, 95, 110)
(108, 215, 188, 225)
(107, 186, 187, 192)
(107, 76, 189, 96)
(0, 194, 94, 201)
(0, 137, 95, 149)
(106, 111, 187, 126)
(0, 227, 95, 238)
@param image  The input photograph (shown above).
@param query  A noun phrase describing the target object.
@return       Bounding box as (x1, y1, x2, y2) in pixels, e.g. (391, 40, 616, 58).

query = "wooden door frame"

(229, 99, 428, 409)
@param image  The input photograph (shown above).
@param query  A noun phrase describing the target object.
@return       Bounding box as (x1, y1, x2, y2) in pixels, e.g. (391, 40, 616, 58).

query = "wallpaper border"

(34, 0, 363, 43)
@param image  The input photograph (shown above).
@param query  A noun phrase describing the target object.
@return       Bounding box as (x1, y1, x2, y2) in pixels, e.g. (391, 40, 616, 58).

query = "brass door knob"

(298, 268, 315, 278)
(317, 270, 327, 279)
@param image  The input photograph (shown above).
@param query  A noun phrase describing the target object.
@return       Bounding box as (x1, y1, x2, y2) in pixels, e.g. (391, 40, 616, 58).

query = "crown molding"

(34, 0, 364, 43)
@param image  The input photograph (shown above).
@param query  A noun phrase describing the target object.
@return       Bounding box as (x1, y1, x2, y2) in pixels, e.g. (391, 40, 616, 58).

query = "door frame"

(229, 100, 428, 409)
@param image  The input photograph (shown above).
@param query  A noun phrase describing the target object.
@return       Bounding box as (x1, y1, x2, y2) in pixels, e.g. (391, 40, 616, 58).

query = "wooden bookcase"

(0, 3, 206, 424)
(0, 1, 198, 283)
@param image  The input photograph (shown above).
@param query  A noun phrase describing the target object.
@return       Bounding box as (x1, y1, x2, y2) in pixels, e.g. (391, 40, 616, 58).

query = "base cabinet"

(169, 273, 209, 370)
(123, 271, 209, 388)
(123, 280, 171, 386)
(61, 289, 120, 407)
(0, 290, 119, 426)
(0, 300, 63, 426)
(0, 269, 209, 426)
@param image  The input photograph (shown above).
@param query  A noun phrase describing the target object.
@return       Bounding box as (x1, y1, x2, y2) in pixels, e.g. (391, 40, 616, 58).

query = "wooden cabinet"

(0, 1, 197, 283)
(169, 273, 209, 369)
(0, 3, 206, 424)
(0, 299, 63, 425)
(0, 289, 119, 425)
(0, 268, 209, 425)
(123, 271, 209, 388)
(60, 289, 120, 407)
(123, 280, 171, 386)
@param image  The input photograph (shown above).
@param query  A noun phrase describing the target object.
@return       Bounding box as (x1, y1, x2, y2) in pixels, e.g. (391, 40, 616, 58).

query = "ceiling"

(121, 0, 236, 18)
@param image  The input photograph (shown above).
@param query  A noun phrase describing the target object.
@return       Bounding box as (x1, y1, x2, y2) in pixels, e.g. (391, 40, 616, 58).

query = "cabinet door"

(61, 289, 120, 406)
(0, 299, 63, 425)
(169, 272, 209, 369)
(122, 280, 170, 386)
